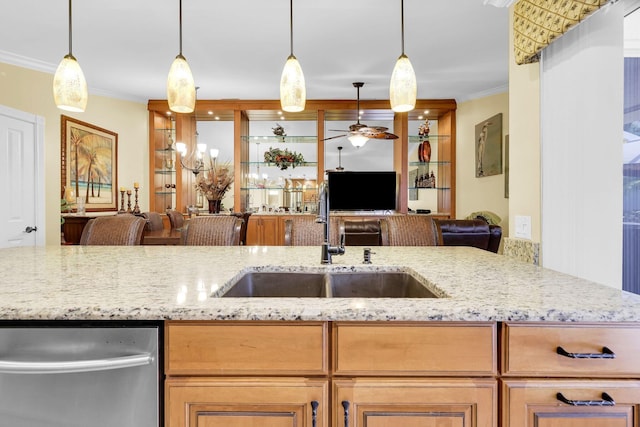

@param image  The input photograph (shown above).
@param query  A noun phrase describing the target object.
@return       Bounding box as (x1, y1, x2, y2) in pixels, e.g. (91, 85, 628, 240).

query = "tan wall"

(456, 92, 510, 236)
(0, 62, 148, 245)
(507, 6, 541, 244)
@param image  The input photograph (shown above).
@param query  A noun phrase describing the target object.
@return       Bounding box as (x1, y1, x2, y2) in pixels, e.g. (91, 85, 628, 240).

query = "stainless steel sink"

(221, 271, 439, 298)
(221, 272, 328, 297)
(329, 272, 438, 298)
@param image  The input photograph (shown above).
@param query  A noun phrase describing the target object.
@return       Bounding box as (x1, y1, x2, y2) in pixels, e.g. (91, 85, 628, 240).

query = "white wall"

(540, 2, 624, 288)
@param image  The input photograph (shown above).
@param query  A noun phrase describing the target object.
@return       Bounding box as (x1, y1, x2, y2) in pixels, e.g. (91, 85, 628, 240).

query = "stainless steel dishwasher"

(0, 321, 161, 427)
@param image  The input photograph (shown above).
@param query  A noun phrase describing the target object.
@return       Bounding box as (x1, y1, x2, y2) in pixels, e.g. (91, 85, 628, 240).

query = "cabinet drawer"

(166, 321, 328, 375)
(502, 379, 640, 427)
(502, 323, 640, 377)
(333, 322, 496, 376)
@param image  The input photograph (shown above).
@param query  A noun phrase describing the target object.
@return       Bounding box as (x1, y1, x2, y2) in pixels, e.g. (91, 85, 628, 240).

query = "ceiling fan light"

(53, 54, 88, 112)
(280, 54, 306, 113)
(167, 54, 196, 114)
(390, 54, 417, 113)
(348, 133, 369, 148)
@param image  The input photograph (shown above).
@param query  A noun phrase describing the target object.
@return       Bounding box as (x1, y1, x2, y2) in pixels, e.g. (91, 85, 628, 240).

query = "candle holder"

(118, 190, 126, 214)
(126, 191, 132, 213)
(133, 187, 141, 215)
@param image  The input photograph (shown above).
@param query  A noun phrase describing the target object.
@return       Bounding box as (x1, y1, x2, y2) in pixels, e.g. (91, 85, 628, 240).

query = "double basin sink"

(221, 271, 441, 298)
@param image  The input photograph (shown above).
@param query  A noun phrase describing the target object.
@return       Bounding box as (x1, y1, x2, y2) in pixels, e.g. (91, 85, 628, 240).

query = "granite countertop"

(1, 245, 639, 322)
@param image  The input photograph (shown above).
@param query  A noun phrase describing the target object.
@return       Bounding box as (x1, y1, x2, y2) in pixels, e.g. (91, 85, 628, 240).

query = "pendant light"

(167, 0, 196, 114)
(280, 0, 306, 112)
(53, 0, 88, 112)
(389, 0, 417, 113)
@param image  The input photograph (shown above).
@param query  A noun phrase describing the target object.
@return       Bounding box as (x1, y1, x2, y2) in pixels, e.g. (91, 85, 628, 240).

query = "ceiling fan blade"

(322, 134, 347, 141)
(364, 131, 399, 140)
(360, 126, 389, 133)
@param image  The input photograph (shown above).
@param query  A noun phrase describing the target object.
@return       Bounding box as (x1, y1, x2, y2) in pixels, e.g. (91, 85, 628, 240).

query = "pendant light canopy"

(389, 0, 417, 113)
(280, 0, 306, 113)
(167, 0, 196, 114)
(53, 0, 88, 112)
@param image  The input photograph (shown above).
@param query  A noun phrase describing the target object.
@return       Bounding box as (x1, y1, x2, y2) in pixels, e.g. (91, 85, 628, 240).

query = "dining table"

(142, 228, 182, 245)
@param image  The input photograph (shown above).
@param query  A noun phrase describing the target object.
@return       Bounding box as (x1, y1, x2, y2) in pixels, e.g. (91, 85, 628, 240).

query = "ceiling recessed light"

(215, 116, 220, 120)
(418, 115, 424, 120)
(207, 111, 213, 115)
(424, 110, 429, 114)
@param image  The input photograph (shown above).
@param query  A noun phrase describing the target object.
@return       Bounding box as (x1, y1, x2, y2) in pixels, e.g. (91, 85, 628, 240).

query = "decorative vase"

(208, 199, 221, 214)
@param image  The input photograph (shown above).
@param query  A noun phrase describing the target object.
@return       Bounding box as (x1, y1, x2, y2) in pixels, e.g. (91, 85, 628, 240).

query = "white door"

(0, 106, 44, 247)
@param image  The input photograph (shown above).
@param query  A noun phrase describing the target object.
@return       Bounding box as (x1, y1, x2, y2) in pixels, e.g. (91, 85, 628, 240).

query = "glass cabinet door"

(242, 119, 318, 213)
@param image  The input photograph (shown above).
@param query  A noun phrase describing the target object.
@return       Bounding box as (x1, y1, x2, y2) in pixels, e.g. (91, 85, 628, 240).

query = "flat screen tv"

(327, 171, 397, 211)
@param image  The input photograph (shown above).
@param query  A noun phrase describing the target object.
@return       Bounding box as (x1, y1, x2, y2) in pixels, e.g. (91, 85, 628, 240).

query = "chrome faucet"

(317, 182, 345, 264)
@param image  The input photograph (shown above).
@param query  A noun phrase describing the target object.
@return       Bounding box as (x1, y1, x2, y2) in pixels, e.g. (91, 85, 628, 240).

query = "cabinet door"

(166, 378, 328, 427)
(245, 216, 281, 245)
(502, 379, 640, 427)
(334, 378, 497, 427)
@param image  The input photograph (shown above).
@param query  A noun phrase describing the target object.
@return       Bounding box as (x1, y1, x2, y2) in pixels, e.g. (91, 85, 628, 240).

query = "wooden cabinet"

(245, 215, 282, 246)
(501, 323, 640, 427)
(502, 379, 640, 427)
(148, 99, 457, 217)
(333, 322, 496, 377)
(166, 377, 328, 427)
(165, 321, 496, 427)
(335, 378, 497, 427)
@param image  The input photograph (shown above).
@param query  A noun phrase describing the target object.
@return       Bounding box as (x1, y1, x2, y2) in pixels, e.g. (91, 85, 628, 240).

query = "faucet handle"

(339, 233, 345, 248)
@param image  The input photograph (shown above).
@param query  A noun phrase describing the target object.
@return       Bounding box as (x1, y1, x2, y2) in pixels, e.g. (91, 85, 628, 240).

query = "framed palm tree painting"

(61, 116, 118, 212)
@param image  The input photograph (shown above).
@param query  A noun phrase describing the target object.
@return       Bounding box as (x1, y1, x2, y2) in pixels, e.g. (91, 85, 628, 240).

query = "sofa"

(433, 219, 502, 253)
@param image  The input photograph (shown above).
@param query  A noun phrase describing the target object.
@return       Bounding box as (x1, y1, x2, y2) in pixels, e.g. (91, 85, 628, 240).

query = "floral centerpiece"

(195, 159, 234, 213)
(264, 147, 305, 170)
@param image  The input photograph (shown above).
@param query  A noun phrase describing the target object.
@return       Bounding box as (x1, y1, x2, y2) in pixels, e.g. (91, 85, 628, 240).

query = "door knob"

(25, 226, 37, 233)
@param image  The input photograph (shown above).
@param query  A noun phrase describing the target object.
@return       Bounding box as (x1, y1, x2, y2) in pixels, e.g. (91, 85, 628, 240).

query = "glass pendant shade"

(390, 54, 417, 113)
(348, 133, 369, 148)
(53, 54, 88, 113)
(280, 54, 306, 112)
(167, 54, 196, 114)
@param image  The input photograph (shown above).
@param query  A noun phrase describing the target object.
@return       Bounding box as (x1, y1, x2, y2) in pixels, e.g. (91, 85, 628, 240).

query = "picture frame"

(61, 115, 118, 212)
(475, 113, 503, 177)
(504, 135, 509, 198)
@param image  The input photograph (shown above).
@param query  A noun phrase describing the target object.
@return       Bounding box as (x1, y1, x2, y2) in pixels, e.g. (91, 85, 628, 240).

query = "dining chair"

(141, 211, 164, 231)
(181, 216, 244, 246)
(166, 210, 185, 229)
(79, 215, 147, 245)
(382, 215, 438, 246)
(283, 215, 339, 246)
(338, 218, 387, 246)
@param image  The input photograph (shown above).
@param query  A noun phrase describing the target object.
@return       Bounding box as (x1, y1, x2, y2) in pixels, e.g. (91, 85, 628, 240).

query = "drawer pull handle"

(342, 400, 350, 427)
(556, 346, 615, 359)
(311, 401, 319, 427)
(556, 392, 615, 406)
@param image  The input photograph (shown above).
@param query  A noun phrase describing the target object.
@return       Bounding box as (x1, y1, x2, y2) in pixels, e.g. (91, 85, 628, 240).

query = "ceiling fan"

(323, 82, 399, 147)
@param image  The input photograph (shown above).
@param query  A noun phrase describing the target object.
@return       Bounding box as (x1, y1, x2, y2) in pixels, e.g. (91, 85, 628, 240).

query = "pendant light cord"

(400, 0, 405, 55)
(68, 0, 73, 55)
(179, 0, 183, 56)
(289, 0, 294, 56)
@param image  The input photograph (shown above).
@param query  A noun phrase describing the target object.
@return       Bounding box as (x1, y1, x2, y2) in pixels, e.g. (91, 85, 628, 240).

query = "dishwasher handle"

(0, 352, 154, 374)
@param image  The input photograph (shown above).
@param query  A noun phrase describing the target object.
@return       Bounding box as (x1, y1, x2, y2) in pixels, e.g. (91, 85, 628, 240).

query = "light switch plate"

(514, 215, 532, 240)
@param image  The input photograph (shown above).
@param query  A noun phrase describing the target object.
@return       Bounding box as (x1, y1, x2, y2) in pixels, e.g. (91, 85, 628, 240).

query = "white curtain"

(540, 1, 624, 288)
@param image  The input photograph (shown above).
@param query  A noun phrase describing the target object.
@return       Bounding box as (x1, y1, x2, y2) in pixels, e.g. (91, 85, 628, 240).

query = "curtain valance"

(514, 0, 610, 64)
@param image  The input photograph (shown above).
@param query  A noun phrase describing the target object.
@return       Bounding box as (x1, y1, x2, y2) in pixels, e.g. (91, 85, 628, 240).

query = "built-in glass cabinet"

(242, 119, 318, 213)
(147, 100, 456, 217)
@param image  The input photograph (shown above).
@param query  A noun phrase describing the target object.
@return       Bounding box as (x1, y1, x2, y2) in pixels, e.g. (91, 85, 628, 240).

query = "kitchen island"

(3, 245, 640, 427)
(0, 245, 638, 321)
